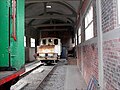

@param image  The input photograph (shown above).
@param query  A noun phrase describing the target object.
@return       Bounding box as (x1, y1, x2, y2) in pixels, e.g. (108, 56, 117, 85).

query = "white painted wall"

(29, 47, 35, 61)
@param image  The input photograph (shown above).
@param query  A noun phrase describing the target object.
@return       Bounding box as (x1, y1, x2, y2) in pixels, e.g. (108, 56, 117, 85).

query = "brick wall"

(77, 38, 98, 85)
(82, 41, 98, 84)
(77, 45, 82, 71)
(77, 0, 98, 85)
(101, 0, 120, 89)
(103, 38, 120, 90)
(101, 0, 117, 33)
(77, 0, 120, 89)
(103, 28, 120, 90)
(41, 31, 71, 46)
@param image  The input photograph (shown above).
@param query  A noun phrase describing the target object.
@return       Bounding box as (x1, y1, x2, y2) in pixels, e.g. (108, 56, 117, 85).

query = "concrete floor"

(11, 59, 87, 90)
(64, 65, 87, 90)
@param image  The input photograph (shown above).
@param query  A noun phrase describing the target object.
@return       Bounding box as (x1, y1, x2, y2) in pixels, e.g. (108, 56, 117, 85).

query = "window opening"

(54, 39, 58, 45)
(42, 39, 46, 45)
(85, 5, 94, 40)
(31, 38, 35, 47)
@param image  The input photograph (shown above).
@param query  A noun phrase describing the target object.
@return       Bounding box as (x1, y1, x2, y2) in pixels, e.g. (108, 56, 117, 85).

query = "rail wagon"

(0, 0, 25, 89)
(36, 38, 62, 64)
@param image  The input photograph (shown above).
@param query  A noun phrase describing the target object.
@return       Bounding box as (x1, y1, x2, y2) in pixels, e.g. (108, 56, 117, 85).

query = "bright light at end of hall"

(46, 5, 52, 9)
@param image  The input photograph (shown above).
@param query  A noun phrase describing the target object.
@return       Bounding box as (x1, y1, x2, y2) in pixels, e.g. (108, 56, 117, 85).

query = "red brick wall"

(103, 38, 120, 90)
(101, 0, 117, 33)
(76, 38, 98, 85)
(77, 0, 120, 89)
(77, 45, 82, 71)
(82, 42, 98, 84)
(101, 0, 120, 90)
(41, 31, 71, 46)
(77, 0, 99, 85)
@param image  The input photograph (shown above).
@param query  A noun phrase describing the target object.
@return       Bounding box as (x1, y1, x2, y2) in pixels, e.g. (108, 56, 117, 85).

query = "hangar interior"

(0, 0, 120, 90)
(25, 0, 80, 62)
(24, 0, 120, 90)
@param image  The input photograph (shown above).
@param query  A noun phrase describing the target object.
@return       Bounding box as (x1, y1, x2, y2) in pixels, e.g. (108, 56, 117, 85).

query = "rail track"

(36, 61, 66, 90)
(11, 59, 67, 90)
(11, 63, 57, 90)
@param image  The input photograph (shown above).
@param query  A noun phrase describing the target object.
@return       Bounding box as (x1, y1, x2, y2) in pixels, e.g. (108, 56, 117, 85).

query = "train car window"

(54, 39, 58, 45)
(48, 39, 52, 42)
(42, 39, 46, 45)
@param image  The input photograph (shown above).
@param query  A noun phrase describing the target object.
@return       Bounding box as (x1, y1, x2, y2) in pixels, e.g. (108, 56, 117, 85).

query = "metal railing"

(87, 76, 100, 90)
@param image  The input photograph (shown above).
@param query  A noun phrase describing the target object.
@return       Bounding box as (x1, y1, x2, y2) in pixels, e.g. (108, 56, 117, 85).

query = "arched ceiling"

(25, 0, 81, 32)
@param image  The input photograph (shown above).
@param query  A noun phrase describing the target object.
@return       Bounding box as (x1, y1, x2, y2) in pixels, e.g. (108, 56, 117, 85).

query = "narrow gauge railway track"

(20, 63, 44, 79)
(11, 63, 57, 90)
(36, 61, 66, 90)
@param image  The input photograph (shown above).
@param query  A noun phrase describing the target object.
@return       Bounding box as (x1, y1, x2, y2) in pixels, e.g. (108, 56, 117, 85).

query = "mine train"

(0, 0, 25, 89)
(36, 37, 62, 64)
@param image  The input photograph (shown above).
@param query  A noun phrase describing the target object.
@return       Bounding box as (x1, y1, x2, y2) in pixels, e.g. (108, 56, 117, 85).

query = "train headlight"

(39, 54, 45, 57)
(48, 54, 53, 56)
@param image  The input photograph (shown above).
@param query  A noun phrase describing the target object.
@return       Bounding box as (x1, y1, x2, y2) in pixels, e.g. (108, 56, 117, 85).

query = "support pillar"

(96, 0, 104, 90)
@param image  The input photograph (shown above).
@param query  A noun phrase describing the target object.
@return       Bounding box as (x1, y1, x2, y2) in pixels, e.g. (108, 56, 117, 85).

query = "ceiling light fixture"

(46, 5, 52, 9)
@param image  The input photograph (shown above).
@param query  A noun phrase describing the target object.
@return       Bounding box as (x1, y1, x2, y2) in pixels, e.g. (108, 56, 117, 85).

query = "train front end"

(37, 45, 58, 63)
(36, 38, 61, 64)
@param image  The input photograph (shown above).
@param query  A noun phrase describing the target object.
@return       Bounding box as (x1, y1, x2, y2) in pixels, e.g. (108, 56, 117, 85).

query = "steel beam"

(31, 23, 73, 28)
(26, 14, 75, 20)
(38, 29, 68, 31)
(26, 0, 80, 3)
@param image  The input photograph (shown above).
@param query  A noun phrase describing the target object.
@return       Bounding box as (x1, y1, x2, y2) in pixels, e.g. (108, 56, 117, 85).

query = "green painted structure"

(0, 0, 25, 70)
